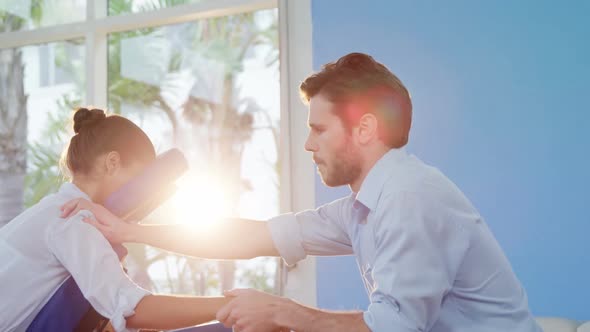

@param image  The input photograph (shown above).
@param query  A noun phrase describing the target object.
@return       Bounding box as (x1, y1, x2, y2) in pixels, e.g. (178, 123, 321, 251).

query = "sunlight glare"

(171, 172, 232, 229)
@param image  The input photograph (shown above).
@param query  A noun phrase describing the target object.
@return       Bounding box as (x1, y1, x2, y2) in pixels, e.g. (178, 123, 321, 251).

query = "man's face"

(305, 94, 362, 187)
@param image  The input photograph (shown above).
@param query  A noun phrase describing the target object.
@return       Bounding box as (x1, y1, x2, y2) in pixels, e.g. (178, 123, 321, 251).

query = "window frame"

(0, 0, 316, 305)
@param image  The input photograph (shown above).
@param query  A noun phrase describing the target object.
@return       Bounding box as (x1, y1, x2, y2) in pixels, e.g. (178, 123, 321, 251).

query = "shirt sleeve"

(363, 191, 471, 332)
(46, 210, 150, 332)
(267, 196, 354, 266)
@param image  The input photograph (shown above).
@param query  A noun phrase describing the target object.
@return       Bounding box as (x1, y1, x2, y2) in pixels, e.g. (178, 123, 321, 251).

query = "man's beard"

(320, 140, 362, 187)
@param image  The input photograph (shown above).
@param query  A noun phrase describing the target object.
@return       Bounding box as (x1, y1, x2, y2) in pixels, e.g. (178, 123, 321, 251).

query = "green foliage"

(23, 38, 83, 206)
(0, 9, 25, 32)
(239, 268, 275, 294)
(0, 0, 46, 31)
(108, 0, 196, 16)
(24, 95, 78, 207)
(107, 27, 162, 114)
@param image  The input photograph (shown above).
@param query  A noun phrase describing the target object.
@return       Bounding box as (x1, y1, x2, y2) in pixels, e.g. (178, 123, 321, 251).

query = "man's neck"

(349, 146, 391, 192)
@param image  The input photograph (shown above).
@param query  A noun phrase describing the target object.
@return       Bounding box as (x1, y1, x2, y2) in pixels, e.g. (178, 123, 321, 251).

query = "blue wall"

(312, 0, 590, 320)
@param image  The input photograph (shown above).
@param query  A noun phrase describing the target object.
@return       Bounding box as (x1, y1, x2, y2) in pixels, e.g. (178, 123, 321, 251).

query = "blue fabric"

(172, 323, 232, 332)
(27, 243, 127, 332)
(26, 277, 91, 332)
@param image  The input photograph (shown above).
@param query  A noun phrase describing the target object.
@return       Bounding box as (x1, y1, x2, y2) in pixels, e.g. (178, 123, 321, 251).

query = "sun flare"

(170, 172, 232, 228)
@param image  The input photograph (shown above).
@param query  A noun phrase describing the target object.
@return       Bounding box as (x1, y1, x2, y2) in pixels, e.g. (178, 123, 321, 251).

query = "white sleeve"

(46, 210, 150, 332)
(268, 196, 354, 266)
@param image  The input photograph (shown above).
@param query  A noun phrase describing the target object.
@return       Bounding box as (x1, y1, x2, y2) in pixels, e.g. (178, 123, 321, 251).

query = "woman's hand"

(60, 198, 134, 244)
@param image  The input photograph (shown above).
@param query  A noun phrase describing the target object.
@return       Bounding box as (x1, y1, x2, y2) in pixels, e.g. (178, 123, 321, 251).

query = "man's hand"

(218, 289, 371, 332)
(60, 198, 132, 244)
(217, 289, 289, 332)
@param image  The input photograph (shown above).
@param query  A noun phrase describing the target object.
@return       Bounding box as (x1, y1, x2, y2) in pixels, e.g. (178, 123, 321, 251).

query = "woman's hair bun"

(73, 107, 106, 134)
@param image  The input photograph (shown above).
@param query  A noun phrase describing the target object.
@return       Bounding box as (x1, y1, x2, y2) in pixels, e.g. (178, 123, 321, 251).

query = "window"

(107, 7, 280, 295)
(23, 40, 85, 205)
(108, 0, 201, 16)
(0, 0, 314, 303)
(0, 0, 86, 31)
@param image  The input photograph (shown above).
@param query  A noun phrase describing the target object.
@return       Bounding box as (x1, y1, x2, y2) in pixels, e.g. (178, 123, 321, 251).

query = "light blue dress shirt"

(268, 148, 542, 332)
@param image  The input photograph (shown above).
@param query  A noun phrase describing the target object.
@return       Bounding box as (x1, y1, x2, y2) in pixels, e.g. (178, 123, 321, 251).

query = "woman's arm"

(49, 211, 230, 330)
(61, 198, 280, 259)
(127, 295, 230, 329)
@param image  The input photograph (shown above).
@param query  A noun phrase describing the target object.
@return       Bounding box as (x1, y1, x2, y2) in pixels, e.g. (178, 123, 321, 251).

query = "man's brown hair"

(300, 52, 412, 148)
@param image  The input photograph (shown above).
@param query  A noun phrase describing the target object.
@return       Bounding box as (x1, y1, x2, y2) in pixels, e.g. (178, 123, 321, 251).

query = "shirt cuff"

(267, 213, 307, 266)
(110, 285, 150, 332)
(364, 300, 409, 332)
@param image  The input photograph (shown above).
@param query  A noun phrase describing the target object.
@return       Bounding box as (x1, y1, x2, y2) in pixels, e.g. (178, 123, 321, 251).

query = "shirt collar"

(58, 182, 92, 201)
(355, 148, 408, 211)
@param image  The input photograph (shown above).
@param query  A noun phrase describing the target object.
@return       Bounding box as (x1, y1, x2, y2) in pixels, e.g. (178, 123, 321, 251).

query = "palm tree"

(0, 2, 43, 226)
(175, 11, 279, 293)
(107, 8, 280, 294)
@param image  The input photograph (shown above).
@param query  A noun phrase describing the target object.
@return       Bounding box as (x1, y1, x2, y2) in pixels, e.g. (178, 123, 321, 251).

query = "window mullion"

(278, 0, 316, 306)
(85, 0, 108, 107)
(0, 23, 87, 50)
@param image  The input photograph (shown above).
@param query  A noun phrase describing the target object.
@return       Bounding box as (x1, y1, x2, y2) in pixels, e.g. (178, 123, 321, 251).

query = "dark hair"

(299, 52, 412, 148)
(62, 107, 156, 176)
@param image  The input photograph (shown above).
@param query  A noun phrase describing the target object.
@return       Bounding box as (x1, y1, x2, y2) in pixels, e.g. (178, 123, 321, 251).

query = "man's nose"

(304, 134, 317, 152)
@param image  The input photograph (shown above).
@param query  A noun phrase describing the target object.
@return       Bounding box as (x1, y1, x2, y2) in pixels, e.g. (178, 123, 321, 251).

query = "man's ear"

(356, 113, 378, 145)
(104, 151, 122, 176)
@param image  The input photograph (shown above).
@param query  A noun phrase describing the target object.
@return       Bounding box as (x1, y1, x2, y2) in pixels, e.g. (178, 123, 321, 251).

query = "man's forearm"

(126, 219, 279, 259)
(127, 295, 229, 329)
(275, 298, 371, 332)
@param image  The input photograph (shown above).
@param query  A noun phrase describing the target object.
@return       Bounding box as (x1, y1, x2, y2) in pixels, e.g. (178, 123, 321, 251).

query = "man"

(62, 52, 542, 332)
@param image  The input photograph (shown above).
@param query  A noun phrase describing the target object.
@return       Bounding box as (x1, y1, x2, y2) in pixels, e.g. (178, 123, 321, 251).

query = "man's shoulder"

(382, 158, 458, 197)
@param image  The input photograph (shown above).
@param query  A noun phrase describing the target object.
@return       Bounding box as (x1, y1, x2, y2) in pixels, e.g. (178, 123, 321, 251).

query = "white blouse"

(0, 183, 150, 332)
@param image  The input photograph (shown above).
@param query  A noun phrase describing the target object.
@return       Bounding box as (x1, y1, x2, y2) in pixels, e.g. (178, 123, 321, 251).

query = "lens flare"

(169, 172, 232, 229)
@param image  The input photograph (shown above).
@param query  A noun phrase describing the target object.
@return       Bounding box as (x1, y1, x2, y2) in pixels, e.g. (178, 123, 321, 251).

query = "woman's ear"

(104, 151, 122, 176)
(357, 113, 378, 145)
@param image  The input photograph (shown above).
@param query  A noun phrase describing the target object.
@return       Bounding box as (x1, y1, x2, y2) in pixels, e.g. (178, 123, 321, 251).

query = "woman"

(0, 108, 228, 332)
